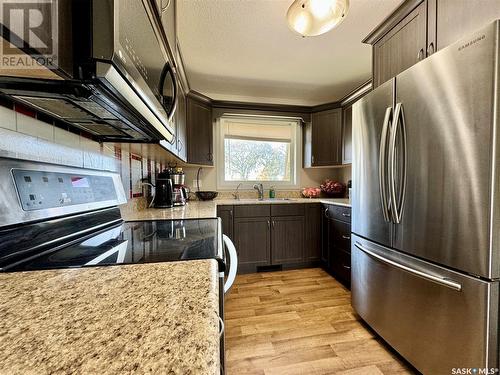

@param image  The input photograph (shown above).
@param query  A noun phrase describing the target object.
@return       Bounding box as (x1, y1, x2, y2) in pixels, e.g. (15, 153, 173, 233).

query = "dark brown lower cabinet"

(305, 203, 322, 262)
(322, 204, 352, 288)
(218, 204, 321, 273)
(321, 205, 329, 264)
(331, 248, 351, 286)
(217, 205, 233, 240)
(271, 216, 304, 265)
(233, 217, 271, 272)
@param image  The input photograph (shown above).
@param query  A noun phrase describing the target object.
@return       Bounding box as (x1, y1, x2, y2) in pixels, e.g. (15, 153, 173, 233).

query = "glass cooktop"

(5, 219, 222, 272)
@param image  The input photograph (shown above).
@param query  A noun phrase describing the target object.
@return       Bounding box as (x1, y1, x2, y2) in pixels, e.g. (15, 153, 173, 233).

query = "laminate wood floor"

(224, 268, 416, 375)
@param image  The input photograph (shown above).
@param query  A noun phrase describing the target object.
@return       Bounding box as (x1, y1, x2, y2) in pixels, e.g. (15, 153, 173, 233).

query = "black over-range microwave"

(0, 0, 177, 143)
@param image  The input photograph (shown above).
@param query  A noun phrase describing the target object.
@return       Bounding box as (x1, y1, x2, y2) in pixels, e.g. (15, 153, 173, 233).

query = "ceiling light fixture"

(286, 0, 349, 37)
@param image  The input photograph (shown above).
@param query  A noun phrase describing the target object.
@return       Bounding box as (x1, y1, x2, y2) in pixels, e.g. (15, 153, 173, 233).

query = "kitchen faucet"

(253, 183, 264, 200)
(232, 183, 242, 200)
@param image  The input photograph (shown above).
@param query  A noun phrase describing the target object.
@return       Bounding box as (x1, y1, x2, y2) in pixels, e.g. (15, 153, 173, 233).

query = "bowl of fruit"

(301, 187, 321, 198)
(320, 179, 346, 198)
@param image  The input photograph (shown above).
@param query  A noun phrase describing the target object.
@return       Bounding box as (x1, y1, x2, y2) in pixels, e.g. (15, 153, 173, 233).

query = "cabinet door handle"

(229, 210, 233, 218)
(324, 207, 329, 218)
(342, 212, 351, 218)
(267, 220, 270, 230)
(312, 155, 315, 164)
(427, 42, 434, 56)
(342, 264, 351, 270)
(417, 48, 424, 61)
(272, 220, 275, 228)
(342, 235, 351, 240)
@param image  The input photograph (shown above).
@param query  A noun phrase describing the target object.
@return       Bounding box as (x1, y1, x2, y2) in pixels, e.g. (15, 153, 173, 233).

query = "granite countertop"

(0, 260, 220, 375)
(121, 198, 351, 221)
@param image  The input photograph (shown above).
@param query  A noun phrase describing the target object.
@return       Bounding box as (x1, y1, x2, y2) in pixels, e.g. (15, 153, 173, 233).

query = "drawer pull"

(342, 235, 351, 240)
(342, 212, 351, 218)
(342, 264, 351, 270)
(354, 242, 462, 291)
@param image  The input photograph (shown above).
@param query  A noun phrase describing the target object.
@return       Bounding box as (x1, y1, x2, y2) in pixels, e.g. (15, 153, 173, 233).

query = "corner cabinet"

(186, 96, 213, 166)
(367, 0, 500, 88)
(304, 108, 342, 167)
(304, 203, 322, 262)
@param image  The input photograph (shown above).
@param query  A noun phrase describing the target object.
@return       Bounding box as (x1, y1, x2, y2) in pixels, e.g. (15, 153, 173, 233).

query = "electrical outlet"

(193, 180, 202, 189)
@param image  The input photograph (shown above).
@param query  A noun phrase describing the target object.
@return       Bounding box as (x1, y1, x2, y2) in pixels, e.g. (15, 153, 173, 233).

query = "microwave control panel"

(12, 169, 117, 211)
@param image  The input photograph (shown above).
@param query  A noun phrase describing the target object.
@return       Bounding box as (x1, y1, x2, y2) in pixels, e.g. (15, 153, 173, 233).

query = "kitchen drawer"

(271, 203, 305, 217)
(326, 204, 351, 223)
(331, 219, 351, 253)
(234, 204, 270, 218)
(331, 248, 351, 286)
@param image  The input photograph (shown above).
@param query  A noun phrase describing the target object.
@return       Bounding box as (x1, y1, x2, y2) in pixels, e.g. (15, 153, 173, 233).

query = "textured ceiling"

(177, 0, 403, 106)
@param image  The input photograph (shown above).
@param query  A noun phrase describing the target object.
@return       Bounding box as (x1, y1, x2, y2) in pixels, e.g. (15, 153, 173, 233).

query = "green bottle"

(269, 186, 276, 199)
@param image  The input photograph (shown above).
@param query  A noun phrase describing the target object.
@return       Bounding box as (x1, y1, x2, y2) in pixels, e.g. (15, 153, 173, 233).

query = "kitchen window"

(217, 116, 301, 189)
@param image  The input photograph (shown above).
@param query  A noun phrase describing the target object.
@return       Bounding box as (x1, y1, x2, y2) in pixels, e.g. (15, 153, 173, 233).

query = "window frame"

(216, 115, 302, 190)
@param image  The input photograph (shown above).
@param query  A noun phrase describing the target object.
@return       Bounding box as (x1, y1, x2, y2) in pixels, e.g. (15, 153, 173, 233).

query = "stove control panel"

(12, 169, 118, 211)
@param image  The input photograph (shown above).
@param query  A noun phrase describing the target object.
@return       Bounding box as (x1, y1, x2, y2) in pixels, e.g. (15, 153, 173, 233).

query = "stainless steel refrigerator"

(352, 20, 500, 374)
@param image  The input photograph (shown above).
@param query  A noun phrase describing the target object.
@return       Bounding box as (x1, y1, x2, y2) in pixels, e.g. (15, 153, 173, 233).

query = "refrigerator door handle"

(389, 102, 408, 224)
(379, 107, 393, 222)
(354, 242, 462, 291)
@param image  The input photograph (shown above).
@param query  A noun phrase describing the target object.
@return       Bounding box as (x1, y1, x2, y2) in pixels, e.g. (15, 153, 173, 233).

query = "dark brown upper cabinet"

(366, 0, 500, 88)
(372, 1, 427, 88)
(342, 105, 352, 165)
(304, 108, 342, 167)
(186, 96, 213, 166)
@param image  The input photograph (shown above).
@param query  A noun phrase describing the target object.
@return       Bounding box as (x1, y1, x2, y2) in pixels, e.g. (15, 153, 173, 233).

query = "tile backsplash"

(0, 102, 174, 206)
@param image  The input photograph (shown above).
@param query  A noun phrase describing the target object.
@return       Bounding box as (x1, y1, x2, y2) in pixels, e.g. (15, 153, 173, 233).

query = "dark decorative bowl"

(196, 191, 219, 201)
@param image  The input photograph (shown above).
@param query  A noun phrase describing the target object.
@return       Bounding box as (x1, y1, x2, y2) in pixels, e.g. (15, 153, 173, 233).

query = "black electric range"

(0, 217, 223, 272)
(0, 157, 225, 273)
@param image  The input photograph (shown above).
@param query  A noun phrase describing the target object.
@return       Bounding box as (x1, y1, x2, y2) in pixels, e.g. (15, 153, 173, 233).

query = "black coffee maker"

(152, 169, 174, 208)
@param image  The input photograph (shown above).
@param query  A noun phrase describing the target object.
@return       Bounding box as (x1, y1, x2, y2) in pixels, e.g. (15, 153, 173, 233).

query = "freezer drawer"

(351, 234, 499, 374)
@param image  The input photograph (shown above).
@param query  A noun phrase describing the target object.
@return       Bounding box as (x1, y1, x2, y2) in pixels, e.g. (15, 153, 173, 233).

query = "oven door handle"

(223, 234, 238, 293)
